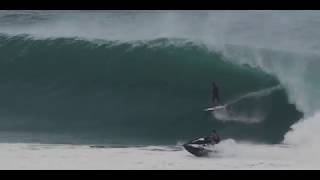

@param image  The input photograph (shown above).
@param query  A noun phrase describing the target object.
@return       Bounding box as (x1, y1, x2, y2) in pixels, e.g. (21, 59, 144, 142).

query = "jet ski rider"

(207, 130, 220, 144)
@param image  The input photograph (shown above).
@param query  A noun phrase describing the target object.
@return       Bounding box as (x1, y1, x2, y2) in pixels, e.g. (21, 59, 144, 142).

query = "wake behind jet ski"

(183, 130, 221, 157)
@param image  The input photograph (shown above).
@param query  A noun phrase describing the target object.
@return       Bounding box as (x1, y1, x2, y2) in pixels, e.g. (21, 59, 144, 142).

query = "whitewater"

(0, 10, 319, 169)
(0, 141, 318, 170)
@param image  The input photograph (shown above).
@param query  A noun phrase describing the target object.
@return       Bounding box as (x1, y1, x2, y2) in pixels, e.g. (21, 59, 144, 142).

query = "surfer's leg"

(212, 97, 220, 106)
(216, 97, 221, 105)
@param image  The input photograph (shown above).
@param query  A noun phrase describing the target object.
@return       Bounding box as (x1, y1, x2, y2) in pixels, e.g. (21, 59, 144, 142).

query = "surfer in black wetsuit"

(211, 81, 232, 112)
(212, 81, 221, 106)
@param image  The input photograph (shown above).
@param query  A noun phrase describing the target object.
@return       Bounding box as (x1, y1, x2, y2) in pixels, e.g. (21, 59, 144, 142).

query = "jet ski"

(183, 137, 214, 157)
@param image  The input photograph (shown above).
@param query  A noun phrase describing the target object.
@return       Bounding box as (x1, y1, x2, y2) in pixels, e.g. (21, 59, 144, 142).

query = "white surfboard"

(204, 105, 226, 111)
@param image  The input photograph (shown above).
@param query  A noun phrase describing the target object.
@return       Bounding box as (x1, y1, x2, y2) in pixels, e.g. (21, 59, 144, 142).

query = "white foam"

(213, 110, 265, 124)
(0, 142, 319, 170)
(283, 112, 320, 155)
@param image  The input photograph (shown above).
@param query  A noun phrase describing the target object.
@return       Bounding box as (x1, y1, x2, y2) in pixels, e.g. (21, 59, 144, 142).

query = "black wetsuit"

(212, 83, 220, 106)
(208, 133, 221, 144)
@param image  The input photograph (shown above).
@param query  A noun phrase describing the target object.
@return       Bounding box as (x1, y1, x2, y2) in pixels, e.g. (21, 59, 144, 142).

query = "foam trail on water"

(212, 85, 282, 124)
(213, 110, 265, 124)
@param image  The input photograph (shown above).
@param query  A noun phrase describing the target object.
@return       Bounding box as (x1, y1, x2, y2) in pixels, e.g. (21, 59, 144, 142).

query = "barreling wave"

(0, 34, 302, 145)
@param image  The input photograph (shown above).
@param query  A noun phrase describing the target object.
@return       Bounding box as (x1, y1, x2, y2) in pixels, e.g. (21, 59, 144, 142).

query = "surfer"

(211, 81, 221, 106)
(210, 81, 232, 113)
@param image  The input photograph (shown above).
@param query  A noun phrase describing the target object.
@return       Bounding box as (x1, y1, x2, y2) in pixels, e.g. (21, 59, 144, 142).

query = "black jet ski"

(183, 137, 214, 157)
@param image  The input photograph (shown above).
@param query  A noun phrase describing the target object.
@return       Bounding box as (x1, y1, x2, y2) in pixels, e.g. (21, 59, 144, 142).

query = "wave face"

(1, 11, 319, 147)
(0, 34, 302, 144)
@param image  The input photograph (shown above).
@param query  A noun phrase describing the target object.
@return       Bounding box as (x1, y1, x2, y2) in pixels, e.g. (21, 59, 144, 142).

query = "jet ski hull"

(183, 143, 212, 157)
(183, 137, 214, 157)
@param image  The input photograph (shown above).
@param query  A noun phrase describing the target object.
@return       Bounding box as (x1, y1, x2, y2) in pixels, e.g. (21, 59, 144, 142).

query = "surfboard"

(204, 105, 225, 111)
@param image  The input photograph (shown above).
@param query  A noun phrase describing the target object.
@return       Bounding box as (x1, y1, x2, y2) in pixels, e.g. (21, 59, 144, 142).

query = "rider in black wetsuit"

(207, 130, 221, 145)
(212, 81, 221, 106)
